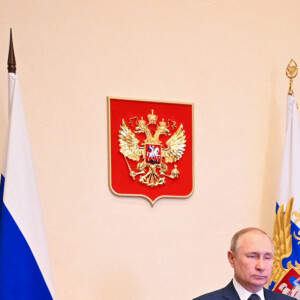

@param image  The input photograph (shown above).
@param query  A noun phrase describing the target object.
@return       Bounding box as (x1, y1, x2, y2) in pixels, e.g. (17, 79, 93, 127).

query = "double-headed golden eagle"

(118, 116, 186, 187)
(269, 198, 300, 289)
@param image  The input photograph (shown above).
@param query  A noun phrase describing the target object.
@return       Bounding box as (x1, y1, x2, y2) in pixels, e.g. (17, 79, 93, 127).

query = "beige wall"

(0, 1, 299, 299)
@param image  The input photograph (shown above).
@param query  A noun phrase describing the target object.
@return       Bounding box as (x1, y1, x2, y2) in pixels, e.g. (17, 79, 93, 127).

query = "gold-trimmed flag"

(269, 91, 300, 297)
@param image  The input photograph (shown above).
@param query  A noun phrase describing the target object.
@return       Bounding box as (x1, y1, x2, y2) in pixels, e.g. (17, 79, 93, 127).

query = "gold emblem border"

(107, 96, 194, 206)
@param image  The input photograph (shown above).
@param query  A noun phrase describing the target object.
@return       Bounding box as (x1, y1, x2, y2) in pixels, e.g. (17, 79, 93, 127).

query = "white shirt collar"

(232, 278, 265, 300)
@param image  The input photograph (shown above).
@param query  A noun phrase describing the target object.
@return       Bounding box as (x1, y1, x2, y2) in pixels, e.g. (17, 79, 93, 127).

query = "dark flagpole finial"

(7, 28, 16, 74)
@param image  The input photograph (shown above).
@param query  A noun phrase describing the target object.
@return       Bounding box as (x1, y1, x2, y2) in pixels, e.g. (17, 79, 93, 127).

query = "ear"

(228, 251, 235, 268)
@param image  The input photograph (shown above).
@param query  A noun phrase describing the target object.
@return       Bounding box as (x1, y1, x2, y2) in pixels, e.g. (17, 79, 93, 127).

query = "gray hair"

(230, 227, 273, 253)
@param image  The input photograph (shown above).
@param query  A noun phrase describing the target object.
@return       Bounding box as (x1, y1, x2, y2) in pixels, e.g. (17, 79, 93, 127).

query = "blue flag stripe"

(0, 180, 52, 299)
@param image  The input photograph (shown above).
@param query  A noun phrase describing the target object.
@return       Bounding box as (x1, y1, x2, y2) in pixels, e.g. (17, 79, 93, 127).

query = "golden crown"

(159, 118, 167, 128)
(138, 117, 146, 126)
(147, 110, 158, 124)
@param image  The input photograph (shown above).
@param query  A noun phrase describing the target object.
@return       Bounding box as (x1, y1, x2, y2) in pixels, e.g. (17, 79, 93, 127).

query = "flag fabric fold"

(269, 94, 300, 297)
(0, 73, 56, 299)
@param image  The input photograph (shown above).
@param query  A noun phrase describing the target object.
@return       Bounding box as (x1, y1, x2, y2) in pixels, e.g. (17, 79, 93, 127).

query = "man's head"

(227, 227, 274, 293)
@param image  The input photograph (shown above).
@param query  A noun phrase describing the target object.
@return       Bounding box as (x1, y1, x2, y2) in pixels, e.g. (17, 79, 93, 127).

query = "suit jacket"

(193, 280, 293, 300)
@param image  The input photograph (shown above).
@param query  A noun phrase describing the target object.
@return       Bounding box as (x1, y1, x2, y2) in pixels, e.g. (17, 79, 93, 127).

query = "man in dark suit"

(193, 227, 293, 300)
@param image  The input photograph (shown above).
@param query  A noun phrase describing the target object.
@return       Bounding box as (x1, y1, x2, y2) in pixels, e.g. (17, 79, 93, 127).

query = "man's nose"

(256, 257, 265, 270)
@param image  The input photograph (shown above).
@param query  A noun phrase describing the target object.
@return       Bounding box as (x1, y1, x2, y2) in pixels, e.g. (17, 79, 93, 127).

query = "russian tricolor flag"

(0, 73, 56, 299)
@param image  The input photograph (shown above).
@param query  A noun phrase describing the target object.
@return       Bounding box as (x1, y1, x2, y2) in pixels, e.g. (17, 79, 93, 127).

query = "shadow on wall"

(260, 67, 283, 231)
(0, 79, 8, 159)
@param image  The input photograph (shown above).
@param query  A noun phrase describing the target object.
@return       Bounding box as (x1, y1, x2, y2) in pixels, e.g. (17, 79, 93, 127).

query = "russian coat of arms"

(119, 109, 185, 187)
(108, 97, 193, 205)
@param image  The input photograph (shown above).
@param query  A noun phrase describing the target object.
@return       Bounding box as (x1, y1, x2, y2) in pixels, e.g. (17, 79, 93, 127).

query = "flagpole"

(7, 28, 16, 74)
(286, 59, 298, 95)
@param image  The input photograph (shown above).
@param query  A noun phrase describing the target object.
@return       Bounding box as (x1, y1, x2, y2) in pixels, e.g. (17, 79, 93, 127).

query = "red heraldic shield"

(108, 97, 194, 205)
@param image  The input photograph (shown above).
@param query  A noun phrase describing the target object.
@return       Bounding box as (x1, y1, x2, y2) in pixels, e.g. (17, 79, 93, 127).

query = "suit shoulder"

(276, 293, 295, 299)
(264, 288, 295, 299)
(193, 287, 224, 300)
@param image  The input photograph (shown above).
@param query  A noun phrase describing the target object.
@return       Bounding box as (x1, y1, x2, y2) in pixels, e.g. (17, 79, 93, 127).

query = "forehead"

(236, 230, 273, 253)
